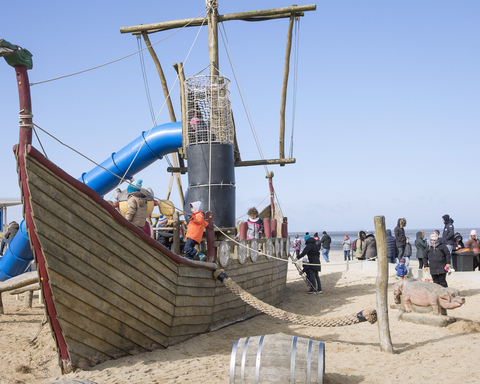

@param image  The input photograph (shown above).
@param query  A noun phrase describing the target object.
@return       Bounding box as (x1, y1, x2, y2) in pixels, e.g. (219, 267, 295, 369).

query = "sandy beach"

(1, 250, 480, 384)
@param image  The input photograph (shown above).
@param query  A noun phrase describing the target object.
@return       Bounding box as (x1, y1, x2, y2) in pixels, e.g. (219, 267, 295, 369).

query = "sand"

(1, 250, 480, 384)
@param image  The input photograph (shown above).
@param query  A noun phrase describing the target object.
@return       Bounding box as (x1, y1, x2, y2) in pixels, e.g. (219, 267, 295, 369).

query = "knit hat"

(157, 215, 168, 227)
(400, 258, 405, 263)
(127, 179, 143, 194)
(344, 234, 350, 240)
(471, 230, 477, 236)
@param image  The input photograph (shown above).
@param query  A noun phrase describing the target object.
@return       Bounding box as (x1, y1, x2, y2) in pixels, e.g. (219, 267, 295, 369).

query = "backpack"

(352, 239, 357, 252)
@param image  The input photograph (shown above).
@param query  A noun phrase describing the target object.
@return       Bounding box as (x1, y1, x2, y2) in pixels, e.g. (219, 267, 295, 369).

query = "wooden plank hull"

(18, 145, 288, 372)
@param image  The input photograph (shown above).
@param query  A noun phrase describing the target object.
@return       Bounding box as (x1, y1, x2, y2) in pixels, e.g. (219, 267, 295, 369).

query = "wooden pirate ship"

(1, 2, 316, 373)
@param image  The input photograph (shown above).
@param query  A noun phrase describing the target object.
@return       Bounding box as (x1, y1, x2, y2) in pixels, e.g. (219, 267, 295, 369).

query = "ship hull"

(18, 145, 288, 372)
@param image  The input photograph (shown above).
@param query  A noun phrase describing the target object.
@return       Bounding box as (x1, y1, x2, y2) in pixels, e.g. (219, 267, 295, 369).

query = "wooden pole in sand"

(374, 215, 394, 353)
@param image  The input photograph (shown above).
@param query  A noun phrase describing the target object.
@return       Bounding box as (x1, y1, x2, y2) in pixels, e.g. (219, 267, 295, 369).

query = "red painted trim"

(15, 144, 70, 364)
(15, 66, 32, 147)
(24, 145, 216, 271)
(205, 211, 215, 262)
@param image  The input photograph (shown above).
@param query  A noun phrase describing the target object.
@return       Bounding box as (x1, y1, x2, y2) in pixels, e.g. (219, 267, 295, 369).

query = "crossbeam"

(120, 4, 316, 35)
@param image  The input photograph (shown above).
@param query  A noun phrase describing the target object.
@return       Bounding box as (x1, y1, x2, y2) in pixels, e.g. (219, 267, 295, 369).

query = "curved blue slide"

(0, 122, 182, 281)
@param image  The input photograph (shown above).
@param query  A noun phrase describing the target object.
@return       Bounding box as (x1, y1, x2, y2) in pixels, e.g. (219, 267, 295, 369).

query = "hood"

(386, 229, 392, 236)
(416, 231, 424, 240)
(190, 201, 202, 213)
(304, 235, 311, 241)
(397, 218, 406, 228)
(305, 237, 316, 245)
(443, 214, 454, 224)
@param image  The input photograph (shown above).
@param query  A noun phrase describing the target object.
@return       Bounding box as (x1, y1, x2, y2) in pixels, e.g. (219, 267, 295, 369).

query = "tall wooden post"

(280, 10, 296, 159)
(141, 33, 177, 122)
(206, 0, 219, 76)
(267, 171, 275, 219)
(172, 211, 180, 255)
(374, 215, 394, 353)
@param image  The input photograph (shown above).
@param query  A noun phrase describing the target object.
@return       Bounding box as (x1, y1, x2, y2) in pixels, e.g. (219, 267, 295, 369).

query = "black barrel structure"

(184, 144, 235, 228)
(230, 334, 325, 384)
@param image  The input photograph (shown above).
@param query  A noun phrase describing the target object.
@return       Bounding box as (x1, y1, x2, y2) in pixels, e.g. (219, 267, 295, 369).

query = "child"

(395, 258, 408, 280)
(293, 235, 301, 258)
(184, 201, 209, 261)
(246, 207, 264, 239)
(404, 237, 412, 267)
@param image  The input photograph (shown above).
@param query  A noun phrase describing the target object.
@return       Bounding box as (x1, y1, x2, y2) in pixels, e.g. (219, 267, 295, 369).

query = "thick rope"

(214, 270, 377, 327)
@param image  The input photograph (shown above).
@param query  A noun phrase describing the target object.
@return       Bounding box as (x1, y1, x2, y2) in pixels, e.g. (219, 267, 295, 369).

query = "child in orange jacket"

(185, 201, 209, 261)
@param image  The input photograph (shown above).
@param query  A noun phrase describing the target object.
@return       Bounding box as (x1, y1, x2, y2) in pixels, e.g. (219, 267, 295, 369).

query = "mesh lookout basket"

(185, 75, 234, 146)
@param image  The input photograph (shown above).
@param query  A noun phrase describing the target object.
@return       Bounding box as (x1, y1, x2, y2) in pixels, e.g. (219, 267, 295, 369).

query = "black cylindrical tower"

(183, 75, 236, 228)
(184, 144, 235, 227)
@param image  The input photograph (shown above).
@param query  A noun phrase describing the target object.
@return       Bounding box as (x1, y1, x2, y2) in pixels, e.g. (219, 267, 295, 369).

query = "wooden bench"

(0, 271, 39, 314)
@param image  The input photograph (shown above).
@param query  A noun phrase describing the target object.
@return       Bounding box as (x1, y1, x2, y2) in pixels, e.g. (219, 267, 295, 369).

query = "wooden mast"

(207, 0, 219, 77)
(120, 4, 317, 164)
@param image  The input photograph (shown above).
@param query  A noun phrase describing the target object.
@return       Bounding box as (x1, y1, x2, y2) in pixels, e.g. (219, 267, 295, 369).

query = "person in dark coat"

(0, 221, 19, 256)
(362, 231, 377, 259)
(424, 233, 451, 288)
(299, 237, 322, 293)
(442, 214, 455, 253)
(415, 231, 427, 269)
(386, 229, 398, 264)
(394, 218, 407, 260)
(453, 232, 464, 251)
(319, 231, 331, 262)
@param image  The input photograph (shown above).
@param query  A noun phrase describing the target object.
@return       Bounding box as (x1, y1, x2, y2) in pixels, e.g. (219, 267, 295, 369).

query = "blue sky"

(1, 1, 479, 232)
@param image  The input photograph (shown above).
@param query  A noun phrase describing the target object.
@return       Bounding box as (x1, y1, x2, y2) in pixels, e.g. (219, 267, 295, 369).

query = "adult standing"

(0, 221, 19, 256)
(386, 229, 398, 264)
(424, 233, 451, 288)
(342, 235, 351, 261)
(464, 230, 480, 271)
(319, 231, 332, 262)
(355, 231, 366, 260)
(299, 236, 322, 294)
(415, 231, 427, 269)
(442, 214, 455, 255)
(394, 218, 407, 260)
(362, 230, 377, 260)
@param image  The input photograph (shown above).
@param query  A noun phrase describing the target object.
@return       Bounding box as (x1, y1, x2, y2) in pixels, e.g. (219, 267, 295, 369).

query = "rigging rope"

(218, 21, 268, 174)
(109, 13, 208, 198)
(29, 8, 208, 87)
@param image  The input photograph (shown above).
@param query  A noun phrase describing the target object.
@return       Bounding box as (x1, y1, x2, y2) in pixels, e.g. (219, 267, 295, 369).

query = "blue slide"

(0, 122, 182, 281)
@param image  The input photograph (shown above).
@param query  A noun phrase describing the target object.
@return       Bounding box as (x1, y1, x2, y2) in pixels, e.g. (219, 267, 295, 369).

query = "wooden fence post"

(374, 215, 394, 353)
(172, 211, 180, 255)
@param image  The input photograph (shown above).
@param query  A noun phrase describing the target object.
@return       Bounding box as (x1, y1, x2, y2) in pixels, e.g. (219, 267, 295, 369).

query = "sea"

(288, 228, 476, 258)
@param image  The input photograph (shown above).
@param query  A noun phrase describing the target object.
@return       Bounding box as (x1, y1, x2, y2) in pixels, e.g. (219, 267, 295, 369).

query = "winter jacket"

(355, 240, 365, 259)
(299, 237, 321, 271)
(362, 234, 377, 259)
(4, 222, 19, 241)
(442, 215, 455, 246)
(125, 192, 149, 227)
(342, 239, 351, 251)
(414, 231, 427, 259)
(319, 234, 331, 250)
(424, 241, 451, 275)
(246, 217, 264, 239)
(395, 263, 408, 278)
(394, 218, 406, 248)
(293, 238, 301, 251)
(386, 229, 398, 260)
(465, 238, 480, 255)
(404, 243, 412, 258)
(186, 203, 209, 244)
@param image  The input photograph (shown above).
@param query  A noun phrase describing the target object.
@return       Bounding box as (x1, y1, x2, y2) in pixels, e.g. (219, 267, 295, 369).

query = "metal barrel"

(230, 334, 325, 384)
